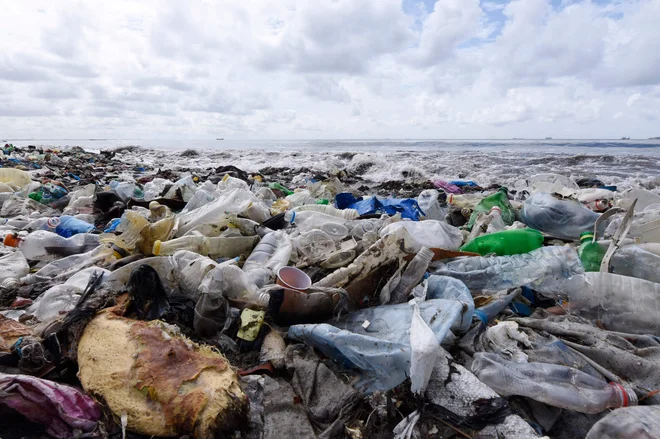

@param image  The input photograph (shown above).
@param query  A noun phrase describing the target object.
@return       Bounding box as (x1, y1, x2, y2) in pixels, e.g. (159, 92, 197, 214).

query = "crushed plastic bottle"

(4, 230, 100, 260)
(460, 228, 544, 256)
(466, 188, 515, 231)
(472, 352, 637, 414)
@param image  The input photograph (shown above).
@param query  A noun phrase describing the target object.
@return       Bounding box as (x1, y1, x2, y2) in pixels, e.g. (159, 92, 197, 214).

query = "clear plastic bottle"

(291, 204, 359, 220)
(433, 246, 584, 292)
(471, 352, 637, 414)
(557, 272, 660, 335)
(485, 206, 506, 234)
(616, 188, 660, 212)
(22, 245, 119, 284)
(5, 230, 100, 260)
(466, 188, 515, 230)
(0, 251, 30, 289)
(389, 247, 434, 303)
(284, 210, 349, 238)
(586, 406, 660, 439)
(349, 218, 383, 240)
(242, 231, 293, 287)
(45, 215, 96, 238)
(152, 235, 259, 258)
(447, 193, 484, 210)
(521, 192, 601, 240)
(528, 173, 579, 195)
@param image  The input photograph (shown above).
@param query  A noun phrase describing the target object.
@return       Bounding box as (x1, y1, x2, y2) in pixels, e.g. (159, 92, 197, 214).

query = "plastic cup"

(276, 267, 312, 293)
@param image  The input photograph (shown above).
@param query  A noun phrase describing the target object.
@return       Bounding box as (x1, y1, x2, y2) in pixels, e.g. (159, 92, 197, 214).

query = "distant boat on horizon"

(216, 138, 224, 140)
(620, 137, 631, 140)
(545, 137, 552, 140)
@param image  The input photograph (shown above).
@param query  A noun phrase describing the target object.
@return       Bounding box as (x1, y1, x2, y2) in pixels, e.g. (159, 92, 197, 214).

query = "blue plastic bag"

(335, 193, 425, 220)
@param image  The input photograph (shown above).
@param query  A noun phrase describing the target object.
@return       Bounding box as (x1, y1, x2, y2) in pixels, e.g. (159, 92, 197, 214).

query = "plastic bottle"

(433, 246, 584, 293)
(291, 204, 360, 220)
(472, 352, 637, 414)
(447, 193, 483, 210)
(586, 406, 660, 439)
(576, 187, 614, 204)
(425, 275, 474, 332)
(176, 188, 270, 236)
(152, 235, 259, 258)
(0, 251, 30, 289)
(485, 206, 506, 233)
(466, 188, 515, 230)
(22, 245, 119, 284)
(461, 228, 544, 256)
(388, 247, 434, 303)
(578, 231, 605, 271)
(616, 188, 660, 212)
(584, 199, 610, 212)
(45, 215, 96, 238)
(609, 245, 660, 283)
(242, 231, 292, 288)
(4, 230, 100, 260)
(521, 192, 601, 240)
(284, 210, 349, 238)
(556, 272, 660, 335)
(417, 189, 448, 221)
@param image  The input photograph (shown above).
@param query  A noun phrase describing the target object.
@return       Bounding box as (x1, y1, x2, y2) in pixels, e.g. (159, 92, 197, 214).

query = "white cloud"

(0, 0, 659, 139)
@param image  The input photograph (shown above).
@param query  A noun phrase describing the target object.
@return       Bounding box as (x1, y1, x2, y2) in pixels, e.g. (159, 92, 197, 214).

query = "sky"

(1, 0, 659, 140)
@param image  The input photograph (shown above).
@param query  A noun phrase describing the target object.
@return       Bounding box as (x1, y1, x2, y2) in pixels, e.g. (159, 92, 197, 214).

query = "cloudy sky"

(2, 0, 659, 139)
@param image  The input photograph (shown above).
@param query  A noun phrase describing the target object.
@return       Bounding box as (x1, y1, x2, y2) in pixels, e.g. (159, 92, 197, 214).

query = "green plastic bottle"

(466, 187, 515, 230)
(460, 228, 544, 256)
(268, 182, 294, 196)
(28, 192, 43, 203)
(578, 231, 604, 272)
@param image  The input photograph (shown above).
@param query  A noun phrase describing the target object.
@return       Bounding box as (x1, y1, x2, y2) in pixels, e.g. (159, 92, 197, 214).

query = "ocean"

(7, 138, 660, 192)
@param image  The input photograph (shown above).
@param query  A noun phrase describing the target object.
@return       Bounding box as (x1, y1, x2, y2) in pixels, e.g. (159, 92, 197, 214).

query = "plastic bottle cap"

(448, 194, 455, 204)
(3, 234, 21, 247)
(47, 217, 61, 229)
(222, 174, 230, 182)
(153, 240, 162, 256)
(1, 278, 19, 289)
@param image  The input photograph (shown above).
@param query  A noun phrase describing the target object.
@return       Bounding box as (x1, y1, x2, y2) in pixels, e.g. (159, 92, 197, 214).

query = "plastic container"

(472, 352, 637, 414)
(5, 230, 100, 260)
(521, 192, 601, 240)
(466, 188, 515, 230)
(578, 231, 605, 271)
(389, 247, 434, 303)
(294, 230, 336, 261)
(433, 246, 584, 293)
(460, 228, 544, 256)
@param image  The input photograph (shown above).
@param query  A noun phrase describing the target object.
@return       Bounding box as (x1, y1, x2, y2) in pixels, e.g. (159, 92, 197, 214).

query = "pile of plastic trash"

(2, 144, 660, 438)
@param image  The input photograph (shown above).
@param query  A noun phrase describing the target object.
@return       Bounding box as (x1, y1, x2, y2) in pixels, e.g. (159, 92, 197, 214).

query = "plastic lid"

(47, 217, 61, 229)
(152, 240, 162, 256)
(1, 278, 19, 289)
(490, 206, 502, 214)
(610, 382, 638, 408)
(448, 194, 455, 204)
